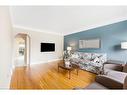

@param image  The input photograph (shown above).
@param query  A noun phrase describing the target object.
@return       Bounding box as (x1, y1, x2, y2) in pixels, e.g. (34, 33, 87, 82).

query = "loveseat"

(74, 60, 127, 89)
(70, 52, 107, 74)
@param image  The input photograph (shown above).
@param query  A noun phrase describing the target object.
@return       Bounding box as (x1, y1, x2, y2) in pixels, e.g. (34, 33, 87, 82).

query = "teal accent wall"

(64, 20, 127, 62)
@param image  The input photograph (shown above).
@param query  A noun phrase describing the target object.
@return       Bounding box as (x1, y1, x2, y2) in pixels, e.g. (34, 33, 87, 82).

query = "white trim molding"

(13, 25, 63, 36)
(30, 59, 61, 65)
(13, 16, 127, 36)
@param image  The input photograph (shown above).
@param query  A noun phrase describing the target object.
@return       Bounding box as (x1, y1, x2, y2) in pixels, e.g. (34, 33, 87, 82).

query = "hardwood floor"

(10, 60, 96, 89)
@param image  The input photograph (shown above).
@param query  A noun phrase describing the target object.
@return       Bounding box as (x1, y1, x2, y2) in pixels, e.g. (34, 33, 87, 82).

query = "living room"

(1, 1, 127, 95)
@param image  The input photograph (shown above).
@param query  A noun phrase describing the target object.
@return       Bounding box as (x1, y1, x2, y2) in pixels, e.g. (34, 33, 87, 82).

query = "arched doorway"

(14, 33, 31, 67)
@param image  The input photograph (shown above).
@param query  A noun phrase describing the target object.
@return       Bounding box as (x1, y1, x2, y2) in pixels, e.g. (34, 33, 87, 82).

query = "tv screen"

(41, 43, 55, 52)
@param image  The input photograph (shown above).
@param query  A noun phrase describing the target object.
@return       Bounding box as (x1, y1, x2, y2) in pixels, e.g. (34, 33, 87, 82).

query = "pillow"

(99, 56, 105, 63)
(91, 53, 101, 60)
(103, 69, 111, 75)
(82, 53, 91, 60)
(71, 53, 79, 59)
(104, 63, 123, 71)
(93, 57, 100, 63)
(91, 53, 107, 63)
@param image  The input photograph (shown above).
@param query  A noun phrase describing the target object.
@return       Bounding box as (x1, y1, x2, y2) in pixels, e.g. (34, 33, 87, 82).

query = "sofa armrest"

(123, 76, 127, 89)
(106, 70, 127, 83)
(103, 61, 123, 72)
(95, 75, 123, 89)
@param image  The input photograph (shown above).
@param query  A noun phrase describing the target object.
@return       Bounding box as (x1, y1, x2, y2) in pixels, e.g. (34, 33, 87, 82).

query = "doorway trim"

(14, 33, 31, 66)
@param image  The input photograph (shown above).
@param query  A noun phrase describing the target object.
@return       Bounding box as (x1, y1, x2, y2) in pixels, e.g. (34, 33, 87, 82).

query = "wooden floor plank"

(10, 60, 96, 89)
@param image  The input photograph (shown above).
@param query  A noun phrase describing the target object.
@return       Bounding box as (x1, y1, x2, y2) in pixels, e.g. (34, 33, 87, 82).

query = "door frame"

(14, 33, 31, 66)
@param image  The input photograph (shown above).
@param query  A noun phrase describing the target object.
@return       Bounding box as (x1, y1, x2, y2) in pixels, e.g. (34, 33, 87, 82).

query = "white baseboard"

(30, 59, 61, 65)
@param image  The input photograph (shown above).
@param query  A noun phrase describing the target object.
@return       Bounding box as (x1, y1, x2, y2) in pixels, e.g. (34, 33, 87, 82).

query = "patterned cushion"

(79, 52, 91, 60)
(93, 57, 100, 63)
(91, 53, 101, 60)
(70, 58, 80, 63)
(92, 53, 107, 62)
(80, 59, 91, 65)
(71, 52, 80, 59)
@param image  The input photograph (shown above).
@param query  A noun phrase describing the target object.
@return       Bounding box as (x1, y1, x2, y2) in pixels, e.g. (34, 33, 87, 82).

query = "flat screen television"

(41, 43, 55, 52)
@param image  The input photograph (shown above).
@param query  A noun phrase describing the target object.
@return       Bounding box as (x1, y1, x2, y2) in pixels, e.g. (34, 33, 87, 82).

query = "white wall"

(13, 27, 63, 65)
(0, 7, 12, 89)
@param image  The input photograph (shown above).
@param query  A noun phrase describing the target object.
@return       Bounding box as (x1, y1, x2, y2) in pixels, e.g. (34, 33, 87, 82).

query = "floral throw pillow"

(93, 57, 100, 63)
(71, 53, 79, 59)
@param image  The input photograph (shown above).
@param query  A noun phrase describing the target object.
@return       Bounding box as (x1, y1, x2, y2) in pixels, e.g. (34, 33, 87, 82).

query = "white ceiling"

(10, 6, 127, 35)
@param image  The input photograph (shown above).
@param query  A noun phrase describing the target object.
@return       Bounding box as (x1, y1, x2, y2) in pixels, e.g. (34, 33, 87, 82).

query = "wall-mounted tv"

(41, 43, 55, 52)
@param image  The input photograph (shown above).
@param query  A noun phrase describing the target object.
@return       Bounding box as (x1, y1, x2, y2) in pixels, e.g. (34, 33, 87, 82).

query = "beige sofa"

(74, 60, 127, 89)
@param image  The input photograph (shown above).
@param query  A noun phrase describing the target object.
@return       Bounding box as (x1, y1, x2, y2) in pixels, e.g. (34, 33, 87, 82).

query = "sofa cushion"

(93, 57, 100, 63)
(123, 63, 127, 73)
(71, 52, 80, 59)
(92, 53, 107, 63)
(70, 58, 80, 64)
(80, 53, 91, 60)
(91, 53, 101, 59)
(104, 62, 123, 72)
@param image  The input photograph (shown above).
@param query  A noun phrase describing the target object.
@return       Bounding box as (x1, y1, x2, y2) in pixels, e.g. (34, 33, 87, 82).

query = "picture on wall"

(79, 38, 101, 49)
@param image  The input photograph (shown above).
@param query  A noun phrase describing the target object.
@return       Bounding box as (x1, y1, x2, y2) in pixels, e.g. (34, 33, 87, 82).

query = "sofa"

(74, 60, 127, 89)
(70, 52, 107, 74)
(85, 75, 127, 89)
(102, 60, 127, 88)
